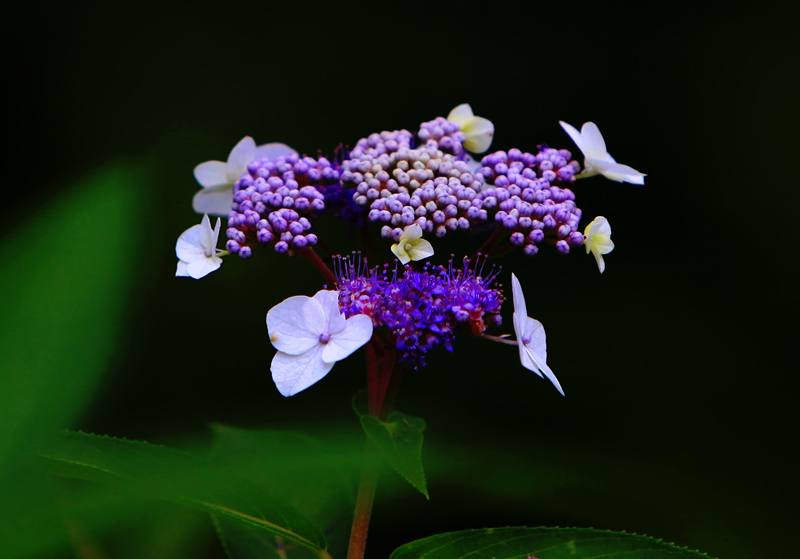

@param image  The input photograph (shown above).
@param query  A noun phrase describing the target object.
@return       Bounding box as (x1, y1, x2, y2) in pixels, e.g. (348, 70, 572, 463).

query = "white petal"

(267, 296, 323, 355)
(518, 344, 543, 379)
(461, 117, 495, 154)
(176, 223, 207, 262)
(534, 357, 564, 396)
(193, 161, 229, 188)
(587, 216, 612, 237)
(510, 274, 528, 319)
(321, 314, 373, 363)
(271, 346, 334, 397)
(175, 260, 190, 277)
(255, 142, 297, 160)
(402, 223, 423, 241)
(186, 255, 222, 279)
(447, 104, 475, 126)
(312, 290, 347, 336)
(391, 243, 410, 264)
(593, 252, 606, 274)
(559, 121, 586, 154)
(407, 239, 434, 262)
(579, 122, 609, 159)
(192, 185, 233, 216)
(588, 159, 646, 184)
(226, 136, 258, 181)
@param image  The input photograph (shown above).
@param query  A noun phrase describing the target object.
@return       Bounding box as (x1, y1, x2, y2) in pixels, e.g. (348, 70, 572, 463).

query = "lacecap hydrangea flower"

(511, 274, 563, 395)
(193, 136, 297, 216)
(267, 290, 373, 396)
(559, 121, 646, 185)
(175, 214, 223, 279)
(583, 216, 614, 273)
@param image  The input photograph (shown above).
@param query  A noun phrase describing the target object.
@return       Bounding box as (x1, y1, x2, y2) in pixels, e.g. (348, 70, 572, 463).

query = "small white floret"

(447, 104, 495, 154)
(511, 274, 564, 395)
(559, 121, 646, 185)
(192, 137, 297, 216)
(391, 223, 434, 265)
(583, 216, 614, 274)
(267, 290, 373, 397)
(175, 214, 223, 279)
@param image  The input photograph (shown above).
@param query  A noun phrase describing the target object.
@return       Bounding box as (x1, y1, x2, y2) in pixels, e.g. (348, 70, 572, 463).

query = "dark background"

(4, 2, 798, 558)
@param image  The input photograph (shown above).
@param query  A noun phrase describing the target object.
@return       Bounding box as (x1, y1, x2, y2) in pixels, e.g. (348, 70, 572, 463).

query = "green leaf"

(0, 163, 144, 467)
(353, 394, 428, 499)
(38, 430, 328, 553)
(210, 424, 359, 559)
(390, 527, 716, 559)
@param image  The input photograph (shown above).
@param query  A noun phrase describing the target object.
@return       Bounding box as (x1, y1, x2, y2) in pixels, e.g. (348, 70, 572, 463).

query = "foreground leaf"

(0, 163, 144, 467)
(39, 431, 328, 552)
(353, 395, 428, 499)
(390, 527, 715, 559)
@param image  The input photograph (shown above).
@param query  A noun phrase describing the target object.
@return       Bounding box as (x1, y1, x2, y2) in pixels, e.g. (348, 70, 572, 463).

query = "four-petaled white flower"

(583, 216, 614, 274)
(559, 121, 646, 185)
(175, 214, 223, 279)
(390, 223, 435, 265)
(267, 290, 373, 397)
(511, 274, 564, 396)
(447, 104, 495, 154)
(193, 137, 297, 216)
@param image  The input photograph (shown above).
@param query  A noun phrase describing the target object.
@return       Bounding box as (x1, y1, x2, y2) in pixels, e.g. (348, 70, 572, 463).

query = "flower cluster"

(175, 104, 646, 399)
(225, 154, 339, 256)
(336, 254, 504, 368)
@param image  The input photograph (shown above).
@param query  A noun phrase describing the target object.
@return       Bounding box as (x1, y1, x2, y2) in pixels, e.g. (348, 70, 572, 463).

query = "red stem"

(346, 337, 403, 559)
(297, 246, 338, 288)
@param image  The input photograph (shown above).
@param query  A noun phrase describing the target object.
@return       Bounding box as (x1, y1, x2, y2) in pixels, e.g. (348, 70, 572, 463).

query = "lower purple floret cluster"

(224, 112, 586, 259)
(336, 255, 504, 367)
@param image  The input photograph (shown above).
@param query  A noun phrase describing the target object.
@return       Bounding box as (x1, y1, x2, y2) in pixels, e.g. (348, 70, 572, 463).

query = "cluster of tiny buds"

(479, 148, 584, 254)
(225, 154, 338, 257)
(347, 130, 414, 160)
(416, 116, 467, 155)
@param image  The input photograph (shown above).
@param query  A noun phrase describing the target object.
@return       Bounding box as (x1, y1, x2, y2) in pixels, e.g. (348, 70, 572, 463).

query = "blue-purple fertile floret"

(336, 255, 504, 368)
(226, 154, 340, 256)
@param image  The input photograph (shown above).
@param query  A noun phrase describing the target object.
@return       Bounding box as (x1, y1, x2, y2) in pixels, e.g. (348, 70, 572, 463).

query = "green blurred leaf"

(39, 430, 328, 553)
(353, 394, 428, 499)
(210, 424, 357, 559)
(390, 527, 716, 559)
(0, 162, 144, 467)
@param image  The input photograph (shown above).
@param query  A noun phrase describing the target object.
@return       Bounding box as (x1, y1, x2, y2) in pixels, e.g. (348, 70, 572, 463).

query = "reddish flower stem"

(297, 247, 339, 288)
(347, 337, 403, 559)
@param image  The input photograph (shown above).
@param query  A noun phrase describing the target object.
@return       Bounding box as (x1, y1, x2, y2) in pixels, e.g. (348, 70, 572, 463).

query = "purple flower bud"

(523, 243, 539, 256)
(239, 245, 252, 259)
(226, 240, 241, 253)
(556, 240, 570, 254)
(274, 241, 289, 254)
(292, 235, 308, 248)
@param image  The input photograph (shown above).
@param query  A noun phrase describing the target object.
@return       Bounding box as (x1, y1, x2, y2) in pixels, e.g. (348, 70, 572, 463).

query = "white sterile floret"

(447, 104, 495, 154)
(559, 121, 646, 185)
(583, 216, 614, 274)
(267, 290, 373, 397)
(511, 274, 564, 396)
(391, 223, 434, 265)
(175, 214, 223, 279)
(192, 137, 297, 216)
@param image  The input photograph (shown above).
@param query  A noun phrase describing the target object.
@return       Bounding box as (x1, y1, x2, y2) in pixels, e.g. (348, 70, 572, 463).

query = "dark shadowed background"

(3, 2, 798, 558)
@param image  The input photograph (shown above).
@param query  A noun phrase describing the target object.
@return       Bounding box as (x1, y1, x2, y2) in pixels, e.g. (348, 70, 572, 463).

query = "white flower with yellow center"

(447, 104, 495, 154)
(511, 274, 564, 396)
(583, 216, 614, 274)
(192, 137, 297, 216)
(267, 290, 373, 397)
(175, 214, 223, 279)
(390, 224, 434, 265)
(559, 121, 646, 185)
